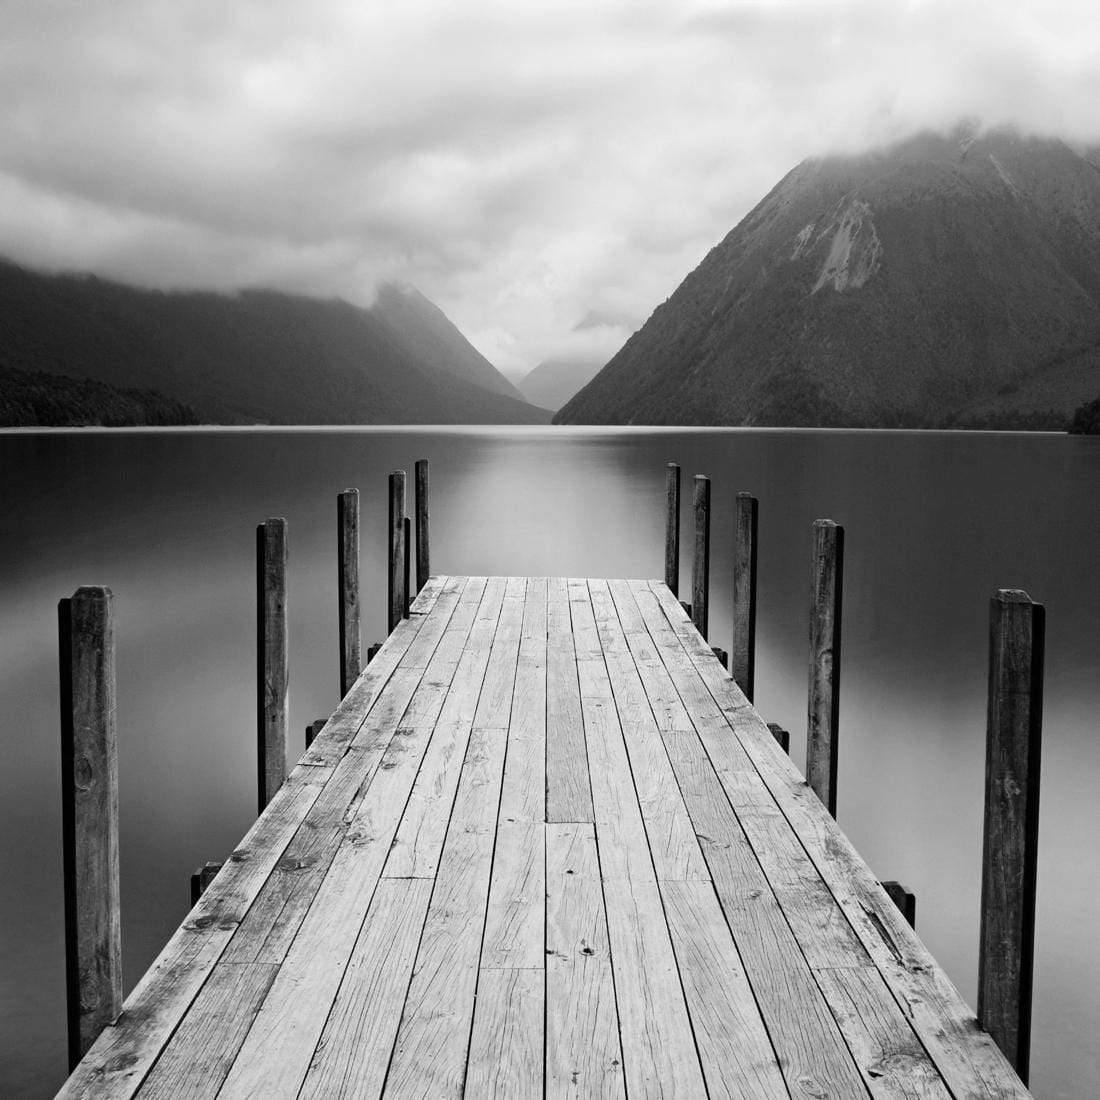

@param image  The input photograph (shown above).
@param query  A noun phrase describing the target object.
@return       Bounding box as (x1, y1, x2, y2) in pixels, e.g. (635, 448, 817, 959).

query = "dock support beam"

(338, 489, 361, 698)
(691, 474, 710, 638)
(881, 881, 917, 928)
(404, 516, 412, 616)
(732, 491, 758, 701)
(978, 588, 1044, 1082)
(305, 717, 327, 750)
(807, 519, 843, 818)
(415, 459, 430, 594)
(257, 518, 288, 814)
(767, 723, 790, 755)
(59, 586, 122, 1068)
(190, 862, 222, 906)
(665, 463, 680, 597)
(388, 472, 406, 633)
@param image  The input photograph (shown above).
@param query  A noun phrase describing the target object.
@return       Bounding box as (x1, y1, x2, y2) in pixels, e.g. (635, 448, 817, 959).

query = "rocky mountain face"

(556, 128, 1100, 427)
(0, 259, 548, 424)
(517, 357, 605, 411)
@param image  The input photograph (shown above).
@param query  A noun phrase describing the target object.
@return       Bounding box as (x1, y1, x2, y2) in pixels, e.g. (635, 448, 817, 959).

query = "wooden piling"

(807, 519, 843, 818)
(337, 489, 361, 698)
(978, 588, 1044, 1082)
(190, 862, 223, 907)
(305, 718, 327, 750)
(767, 722, 791, 755)
(367, 642, 382, 663)
(732, 492, 758, 701)
(415, 459, 430, 594)
(388, 472, 406, 633)
(880, 881, 916, 928)
(59, 586, 122, 1068)
(257, 518, 288, 814)
(665, 463, 680, 597)
(691, 475, 710, 638)
(404, 516, 411, 616)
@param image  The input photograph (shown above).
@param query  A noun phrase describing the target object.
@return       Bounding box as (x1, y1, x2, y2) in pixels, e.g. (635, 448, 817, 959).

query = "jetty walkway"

(59, 573, 1030, 1098)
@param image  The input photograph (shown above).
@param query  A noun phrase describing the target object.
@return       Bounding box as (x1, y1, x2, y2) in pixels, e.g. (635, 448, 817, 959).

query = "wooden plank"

(385, 727, 509, 1097)
(547, 577, 593, 823)
(816, 967, 951, 1099)
(217, 587, 479, 1096)
(59, 587, 122, 1067)
(979, 589, 1044, 1080)
(297, 879, 433, 1100)
(661, 881, 788, 1099)
(644, 579, 1031, 1098)
(481, 822, 544, 969)
(466, 969, 543, 1099)
(57, 765, 333, 1099)
(588, 579, 708, 882)
(139, 964, 278, 1099)
(807, 519, 843, 818)
(257, 518, 288, 812)
(545, 824, 624, 1099)
(472, 577, 526, 729)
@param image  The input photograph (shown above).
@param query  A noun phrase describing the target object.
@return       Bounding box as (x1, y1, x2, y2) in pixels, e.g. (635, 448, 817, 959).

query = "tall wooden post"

(337, 489, 361, 698)
(691, 475, 710, 638)
(59, 586, 122, 1067)
(979, 589, 1044, 1082)
(388, 472, 406, 633)
(807, 519, 843, 818)
(415, 459, 430, 594)
(257, 518, 288, 814)
(403, 516, 412, 616)
(732, 492, 758, 701)
(665, 463, 680, 597)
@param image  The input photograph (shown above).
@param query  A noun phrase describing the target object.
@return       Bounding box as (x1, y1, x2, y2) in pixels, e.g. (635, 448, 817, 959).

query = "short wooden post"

(732, 492, 758, 701)
(59, 586, 122, 1067)
(880, 881, 917, 928)
(415, 458, 430, 594)
(190, 862, 223, 906)
(388, 472, 406, 633)
(305, 717, 327, 750)
(665, 463, 680, 596)
(978, 589, 1044, 1082)
(337, 489, 361, 698)
(257, 518, 288, 814)
(767, 723, 790, 755)
(807, 519, 843, 818)
(711, 646, 728, 669)
(404, 516, 412, 616)
(367, 642, 382, 663)
(691, 474, 710, 638)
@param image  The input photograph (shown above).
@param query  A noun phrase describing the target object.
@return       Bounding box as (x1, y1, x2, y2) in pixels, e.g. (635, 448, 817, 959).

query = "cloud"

(2, 0, 1099, 371)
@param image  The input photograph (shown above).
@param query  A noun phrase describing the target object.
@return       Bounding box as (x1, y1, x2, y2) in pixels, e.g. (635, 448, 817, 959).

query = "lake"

(1, 426, 1097, 1097)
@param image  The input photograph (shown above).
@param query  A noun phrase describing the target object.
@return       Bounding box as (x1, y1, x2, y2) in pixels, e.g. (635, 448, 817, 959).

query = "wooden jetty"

(56, 465, 1041, 1098)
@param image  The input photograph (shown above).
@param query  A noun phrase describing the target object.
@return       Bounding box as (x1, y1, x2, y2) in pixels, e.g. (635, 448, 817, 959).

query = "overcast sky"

(2, 1, 1099, 374)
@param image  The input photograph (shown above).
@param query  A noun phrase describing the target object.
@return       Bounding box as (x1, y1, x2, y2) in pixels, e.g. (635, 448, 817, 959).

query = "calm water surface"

(1, 426, 1098, 1097)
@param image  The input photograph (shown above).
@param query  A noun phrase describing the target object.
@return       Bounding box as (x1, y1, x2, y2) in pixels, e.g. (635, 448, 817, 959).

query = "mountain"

(517, 357, 605, 411)
(0, 364, 198, 426)
(556, 128, 1100, 427)
(0, 259, 549, 424)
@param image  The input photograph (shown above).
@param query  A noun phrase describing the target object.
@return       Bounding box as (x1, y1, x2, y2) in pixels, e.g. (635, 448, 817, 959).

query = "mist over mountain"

(556, 128, 1100, 428)
(517, 357, 605, 412)
(0, 259, 549, 425)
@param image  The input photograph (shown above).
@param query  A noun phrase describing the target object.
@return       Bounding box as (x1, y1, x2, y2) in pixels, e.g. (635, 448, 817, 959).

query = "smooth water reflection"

(1, 426, 1097, 1096)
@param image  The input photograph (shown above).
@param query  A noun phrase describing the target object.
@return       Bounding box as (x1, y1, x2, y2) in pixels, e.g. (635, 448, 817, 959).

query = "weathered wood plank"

(816, 967, 951, 1099)
(547, 577, 593, 823)
(644, 579, 1030, 1098)
(589, 579, 709, 882)
(661, 881, 788, 1099)
(545, 824, 624, 1099)
(57, 765, 333, 1099)
(298, 878, 433, 1100)
(466, 968, 543, 1099)
(385, 727, 509, 1097)
(482, 821, 544, 968)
